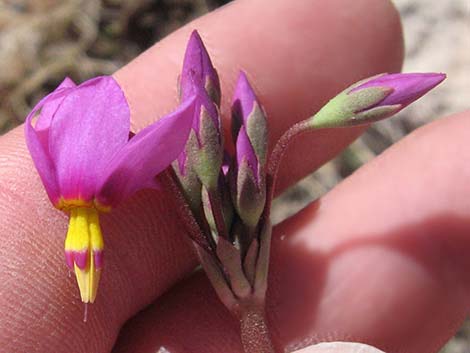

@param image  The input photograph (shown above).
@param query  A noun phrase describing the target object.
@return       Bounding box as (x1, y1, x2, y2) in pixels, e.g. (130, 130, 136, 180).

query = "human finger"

(113, 111, 470, 353)
(0, 0, 403, 352)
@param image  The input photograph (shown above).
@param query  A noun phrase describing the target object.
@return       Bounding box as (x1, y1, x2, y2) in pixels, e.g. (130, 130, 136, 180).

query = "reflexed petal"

(24, 89, 72, 205)
(96, 97, 196, 207)
(36, 77, 76, 133)
(35, 77, 76, 148)
(48, 76, 130, 202)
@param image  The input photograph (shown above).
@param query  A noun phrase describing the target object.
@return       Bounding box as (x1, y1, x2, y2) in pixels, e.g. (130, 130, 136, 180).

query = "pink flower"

(25, 76, 195, 303)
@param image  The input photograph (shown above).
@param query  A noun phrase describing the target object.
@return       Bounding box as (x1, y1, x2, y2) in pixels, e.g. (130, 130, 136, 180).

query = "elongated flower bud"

(231, 72, 268, 228)
(310, 72, 446, 129)
(177, 30, 223, 191)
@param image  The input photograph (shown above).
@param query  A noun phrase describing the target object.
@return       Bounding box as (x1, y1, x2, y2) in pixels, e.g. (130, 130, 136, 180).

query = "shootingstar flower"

(25, 76, 195, 303)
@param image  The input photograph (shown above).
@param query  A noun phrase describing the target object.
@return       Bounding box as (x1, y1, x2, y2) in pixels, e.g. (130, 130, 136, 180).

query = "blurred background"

(0, 0, 468, 351)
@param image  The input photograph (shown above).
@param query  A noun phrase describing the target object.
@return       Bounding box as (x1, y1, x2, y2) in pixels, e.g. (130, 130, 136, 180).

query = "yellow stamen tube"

(64, 207, 104, 303)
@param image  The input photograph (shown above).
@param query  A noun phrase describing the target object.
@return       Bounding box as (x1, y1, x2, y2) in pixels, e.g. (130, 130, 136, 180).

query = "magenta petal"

(73, 250, 88, 269)
(181, 30, 220, 101)
(94, 250, 104, 270)
(65, 251, 74, 269)
(24, 89, 72, 205)
(48, 76, 130, 202)
(36, 77, 76, 132)
(96, 97, 196, 207)
(180, 31, 220, 135)
(352, 73, 446, 108)
(232, 71, 258, 125)
(35, 77, 76, 148)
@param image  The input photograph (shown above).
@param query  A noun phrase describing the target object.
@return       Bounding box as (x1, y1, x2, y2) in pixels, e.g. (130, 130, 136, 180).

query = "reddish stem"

(159, 168, 214, 253)
(264, 120, 309, 220)
(207, 187, 229, 239)
(240, 302, 276, 353)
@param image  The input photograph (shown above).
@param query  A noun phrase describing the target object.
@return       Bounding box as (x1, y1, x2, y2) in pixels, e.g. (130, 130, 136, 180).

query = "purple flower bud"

(232, 71, 268, 168)
(350, 72, 446, 111)
(310, 72, 446, 129)
(231, 72, 268, 228)
(176, 31, 224, 190)
(180, 30, 221, 106)
(180, 31, 221, 138)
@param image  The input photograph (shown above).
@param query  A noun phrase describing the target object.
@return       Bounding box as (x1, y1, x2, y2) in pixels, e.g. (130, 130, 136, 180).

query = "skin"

(0, 0, 468, 352)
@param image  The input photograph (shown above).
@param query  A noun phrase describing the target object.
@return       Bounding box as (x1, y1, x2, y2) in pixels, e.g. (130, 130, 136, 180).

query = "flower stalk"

(240, 301, 275, 353)
(171, 30, 275, 353)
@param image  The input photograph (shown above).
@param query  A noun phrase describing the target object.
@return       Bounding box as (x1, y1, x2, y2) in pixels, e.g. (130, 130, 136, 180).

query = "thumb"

(293, 342, 386, 353)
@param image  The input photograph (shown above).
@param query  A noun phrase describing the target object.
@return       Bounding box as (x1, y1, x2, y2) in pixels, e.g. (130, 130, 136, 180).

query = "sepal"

(245, 102, 268, 166)
(233, 158, 266, 228)
(189, 105, 223, 190)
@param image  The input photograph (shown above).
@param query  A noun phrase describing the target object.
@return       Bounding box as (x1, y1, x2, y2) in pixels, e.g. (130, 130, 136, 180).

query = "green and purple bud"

(231, 72, 268, 228)
(177, 30, 223, 192)
(310, 72, 446, 129)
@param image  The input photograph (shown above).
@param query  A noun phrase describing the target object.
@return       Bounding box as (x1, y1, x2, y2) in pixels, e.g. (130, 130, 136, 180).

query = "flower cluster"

(25, 28, 444, 352)
(162, 31, 445, 353)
